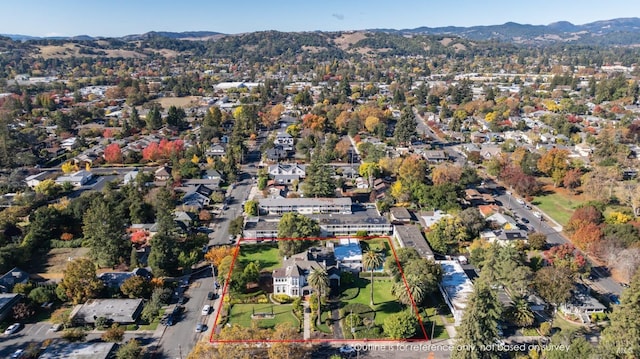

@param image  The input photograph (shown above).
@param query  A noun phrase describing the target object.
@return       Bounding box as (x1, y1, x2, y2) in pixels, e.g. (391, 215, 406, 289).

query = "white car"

(10, 349, 24, 359)
(516, 198, 525, 205)
(202, 305, 211, 315)
(532, 211, 542, 218)
(4, 323, 21, 335)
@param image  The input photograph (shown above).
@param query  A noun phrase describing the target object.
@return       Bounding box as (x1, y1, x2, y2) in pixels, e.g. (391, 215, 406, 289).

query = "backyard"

(228, 303, 299, 330)
(237, 242, 281, 272)
(360, 237, 392, 257)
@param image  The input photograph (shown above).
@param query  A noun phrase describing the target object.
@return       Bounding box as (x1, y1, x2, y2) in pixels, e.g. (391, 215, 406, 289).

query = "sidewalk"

(303, 302, 311, 340)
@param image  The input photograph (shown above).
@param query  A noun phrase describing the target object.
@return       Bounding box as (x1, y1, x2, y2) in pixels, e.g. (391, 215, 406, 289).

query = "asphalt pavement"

(494, 189, 623, 296)
(156, 165, 256, 358)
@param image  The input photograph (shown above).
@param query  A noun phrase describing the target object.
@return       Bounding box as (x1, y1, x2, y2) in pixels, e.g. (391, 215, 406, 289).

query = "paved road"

(412, 108, 624, 297)
(157, 163, 257, 358)
(413, 109, 466, 165)
(0, 322, 55, 357)
(492, 184, 622, 296)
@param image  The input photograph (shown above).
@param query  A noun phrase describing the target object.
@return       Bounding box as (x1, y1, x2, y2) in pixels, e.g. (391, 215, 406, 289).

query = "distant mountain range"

(3, 18, 640, 46)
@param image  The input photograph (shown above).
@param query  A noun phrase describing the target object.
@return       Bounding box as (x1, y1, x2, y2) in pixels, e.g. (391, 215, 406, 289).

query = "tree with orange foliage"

(565, 205, 603, 233)
(103, 128, 114, 138)
(130, 231, 148, 245)
(562, 168, 582, 192)
(571, 222, 603, 253)
(431, 164, 463, 186)
(334, 110, 352, 132)
(204, 246, 235, 268)
(301, 113, 326, 132)
(104, 143, 123, 163)
(334, 138, 352, 160)
(537, 148, 570, 185)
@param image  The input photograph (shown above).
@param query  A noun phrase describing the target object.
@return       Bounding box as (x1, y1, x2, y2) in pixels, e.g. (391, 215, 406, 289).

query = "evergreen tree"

(130, 107, 144, 129)
(83, 197, 127, 267)
(600, 271, 640, 358)
(394, 107, 417, 145)
(301, 159, 336, 198)
(145, 105, 162, 130)
(452, 280, 503, 359)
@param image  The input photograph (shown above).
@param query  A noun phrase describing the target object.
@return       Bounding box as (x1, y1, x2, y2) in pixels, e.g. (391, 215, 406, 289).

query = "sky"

(1, 0, 639, 37)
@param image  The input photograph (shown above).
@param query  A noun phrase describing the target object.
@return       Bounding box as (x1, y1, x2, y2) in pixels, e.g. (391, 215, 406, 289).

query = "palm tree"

(507, 296, 535, 327)
(392, 274, 425, 307)
(307, 267, 329, 326)
(362, 250, 384, 306)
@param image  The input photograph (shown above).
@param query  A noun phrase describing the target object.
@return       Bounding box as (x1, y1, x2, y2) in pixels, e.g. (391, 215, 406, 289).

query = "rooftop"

(72, 298, 143, 324)
(38, 342, 116, 359)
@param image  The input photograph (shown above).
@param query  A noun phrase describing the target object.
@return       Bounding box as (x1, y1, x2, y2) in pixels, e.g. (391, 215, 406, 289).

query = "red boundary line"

(209, 236, 429, 343)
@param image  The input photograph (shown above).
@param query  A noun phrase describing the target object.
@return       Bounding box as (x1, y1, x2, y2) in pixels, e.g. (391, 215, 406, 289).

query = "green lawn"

(553, 313, 583, 334)
(422, 307, 449, 340)
(344, 278, 404, 325)
(238, 243, 282, 271)
(228, 304, 298, 329)
(532, 192, 584, 226)
(361, 237, 392, 256)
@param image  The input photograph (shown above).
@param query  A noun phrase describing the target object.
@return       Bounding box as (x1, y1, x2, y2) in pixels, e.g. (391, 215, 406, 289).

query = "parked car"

(10, 349, 24, 359)
(339, 345, 356, 354)
(609, 295, 620, 305)
(4, 323, 21, 335)
(207, 291, 215, 300)
(195, 323, 207, 333)
(621, 283, 630, 288)
(202, 305, 211, 315)
(516, 198, 525, 205)
(214, 281, 221, 289)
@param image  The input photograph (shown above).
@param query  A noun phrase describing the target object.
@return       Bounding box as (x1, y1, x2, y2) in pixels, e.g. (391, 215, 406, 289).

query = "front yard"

(228, 303, 298, 330)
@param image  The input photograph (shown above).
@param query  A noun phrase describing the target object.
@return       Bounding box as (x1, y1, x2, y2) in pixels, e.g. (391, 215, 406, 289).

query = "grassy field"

(238, 243, 281, 272)
(228, 304, 297, 329)
(344, 278, 404, 325)
(533, 188, 585, 226)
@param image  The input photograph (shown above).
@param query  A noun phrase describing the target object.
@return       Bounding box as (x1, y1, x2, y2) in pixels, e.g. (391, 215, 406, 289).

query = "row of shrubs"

(228, 291, 269, 304)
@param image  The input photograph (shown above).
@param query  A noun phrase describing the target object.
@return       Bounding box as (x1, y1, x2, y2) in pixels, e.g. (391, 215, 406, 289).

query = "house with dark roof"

(390, 207, 412, 223)
(272, 247, 340, 297)
(97, 268, 152, 289)
(266, 146, 288, 162)
(480, 229, 528, 246)
(0, 267, 30, 293)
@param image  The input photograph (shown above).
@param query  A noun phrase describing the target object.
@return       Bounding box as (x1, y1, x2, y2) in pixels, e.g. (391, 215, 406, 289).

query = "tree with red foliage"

(562, 168, 582, 192)
(499, 165, 541, 197)
(571, 222, 603, 253)
(142, 142, 161, 162)
(104, 143, 123, 163)
(103, 128, 114, 138)
(130, 231, 147, 245)
(565, 205, 603, 233)
(544, 243, 588, 276)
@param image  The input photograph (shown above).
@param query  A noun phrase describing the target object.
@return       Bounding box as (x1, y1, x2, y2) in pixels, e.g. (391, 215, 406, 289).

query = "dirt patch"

(333, 31, 367, 50)
(33, 247, 90, 279)
(302, 45, 326, 53)
(34, 44, 146, 59)
(440, 37, 454, 46)
(145, 48, 181, 58)
(155, 96, 202, 108)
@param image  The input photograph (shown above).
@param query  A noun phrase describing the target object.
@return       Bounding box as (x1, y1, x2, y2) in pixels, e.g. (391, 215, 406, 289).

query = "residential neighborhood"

(0, 8, 640, 359)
